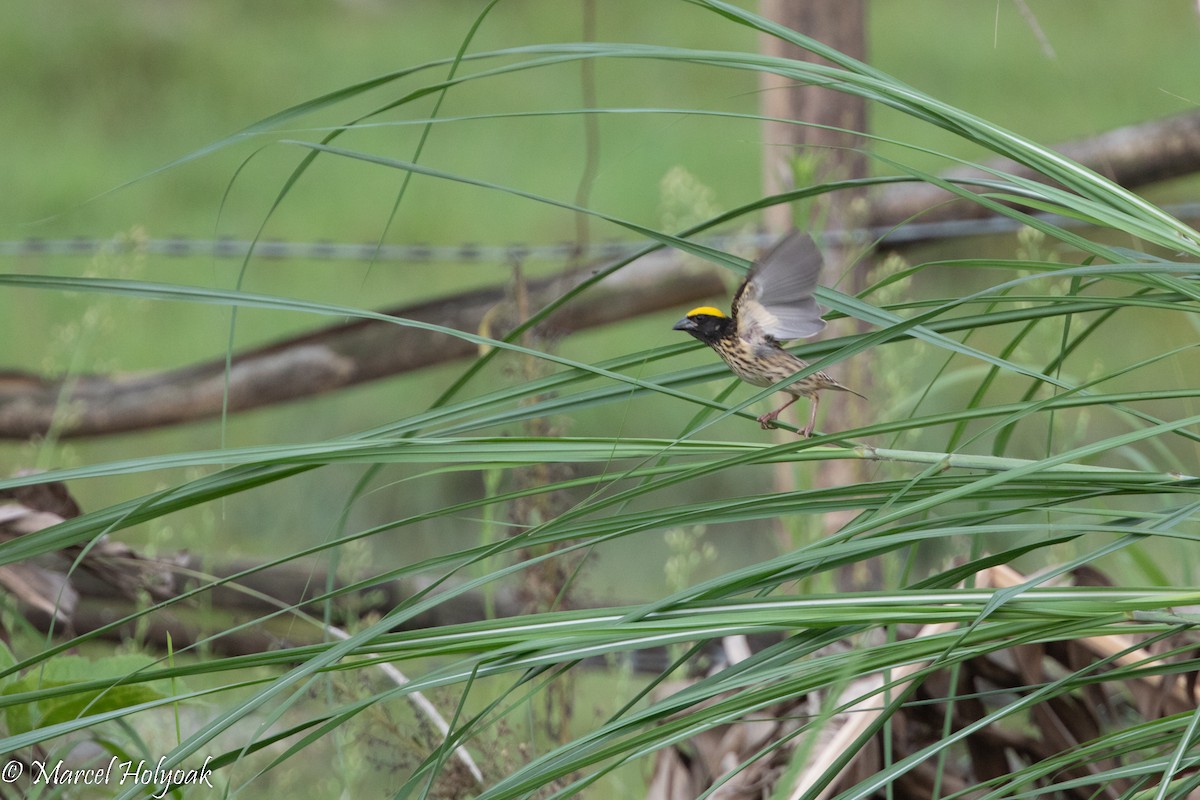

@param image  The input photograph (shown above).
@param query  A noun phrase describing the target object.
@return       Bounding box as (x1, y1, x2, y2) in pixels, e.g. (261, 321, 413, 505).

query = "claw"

(757, 395, 802, 434)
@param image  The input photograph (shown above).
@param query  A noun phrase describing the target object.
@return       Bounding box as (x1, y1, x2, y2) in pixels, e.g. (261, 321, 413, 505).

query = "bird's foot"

(756, 411, 779, 430)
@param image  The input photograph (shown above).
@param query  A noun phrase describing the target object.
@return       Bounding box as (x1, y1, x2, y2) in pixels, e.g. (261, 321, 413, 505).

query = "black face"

(672, 313, 733, 345)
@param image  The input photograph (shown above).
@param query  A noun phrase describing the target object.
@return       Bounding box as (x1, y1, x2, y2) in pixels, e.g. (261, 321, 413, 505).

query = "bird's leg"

(757, 394, 801, 430)
(801, 393, 820, 438)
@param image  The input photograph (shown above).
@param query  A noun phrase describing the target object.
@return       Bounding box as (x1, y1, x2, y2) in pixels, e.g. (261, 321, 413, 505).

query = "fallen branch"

(1, 477, 744, 673)
(3, 111, 1200, 440)
(0, 251, 725, 439)
(870, 109, 1200, 226)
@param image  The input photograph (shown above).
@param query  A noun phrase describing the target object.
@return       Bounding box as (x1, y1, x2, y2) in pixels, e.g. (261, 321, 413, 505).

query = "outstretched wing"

(732, 231, 827, 342)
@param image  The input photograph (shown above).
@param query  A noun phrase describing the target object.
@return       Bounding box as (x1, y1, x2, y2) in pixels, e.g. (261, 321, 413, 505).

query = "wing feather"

(733, 231, 827, 341)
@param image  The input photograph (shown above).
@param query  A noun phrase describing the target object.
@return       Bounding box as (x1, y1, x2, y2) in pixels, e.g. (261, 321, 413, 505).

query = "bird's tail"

(832, 382, 867, 401)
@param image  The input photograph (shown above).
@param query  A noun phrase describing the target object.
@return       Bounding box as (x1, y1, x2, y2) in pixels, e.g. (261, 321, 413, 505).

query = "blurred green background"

(3, 0, 1200, 593)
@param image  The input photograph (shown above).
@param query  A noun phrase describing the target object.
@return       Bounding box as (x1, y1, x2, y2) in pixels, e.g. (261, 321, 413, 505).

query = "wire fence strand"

(5, 203, 1200, 263)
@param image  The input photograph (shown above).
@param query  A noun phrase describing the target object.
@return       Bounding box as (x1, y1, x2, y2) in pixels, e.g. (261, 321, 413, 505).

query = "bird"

(672, 231, 863, 438)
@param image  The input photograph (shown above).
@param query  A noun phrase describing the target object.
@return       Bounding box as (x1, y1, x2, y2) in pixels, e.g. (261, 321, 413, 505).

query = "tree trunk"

(759, 0, 875, 567)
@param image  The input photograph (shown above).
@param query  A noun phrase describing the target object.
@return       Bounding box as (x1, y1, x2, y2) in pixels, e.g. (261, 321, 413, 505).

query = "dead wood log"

(0, 251, 725, 439)
(0, 478, 755, 671)
(3, 112, 1200, 440)
(870, 109, 1200, 226)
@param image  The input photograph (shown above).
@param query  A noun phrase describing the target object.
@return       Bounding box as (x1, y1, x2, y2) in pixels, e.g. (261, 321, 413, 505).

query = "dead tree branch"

(3, 112, 1200, 440)
(0, 252, 726, 439)
(870, 109, 1200, 226)
(1, 481, 755, 674)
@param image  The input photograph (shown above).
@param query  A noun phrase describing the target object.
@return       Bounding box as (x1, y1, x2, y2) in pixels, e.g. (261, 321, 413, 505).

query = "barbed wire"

(3, 203, 1199, 263)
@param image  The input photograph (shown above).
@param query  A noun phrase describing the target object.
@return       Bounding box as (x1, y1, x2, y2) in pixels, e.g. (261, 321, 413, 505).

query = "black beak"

(672, 317, 696, 332)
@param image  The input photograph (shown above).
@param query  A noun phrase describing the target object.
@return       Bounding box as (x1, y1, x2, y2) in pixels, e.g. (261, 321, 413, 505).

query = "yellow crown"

(686, 306, 727, 318)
